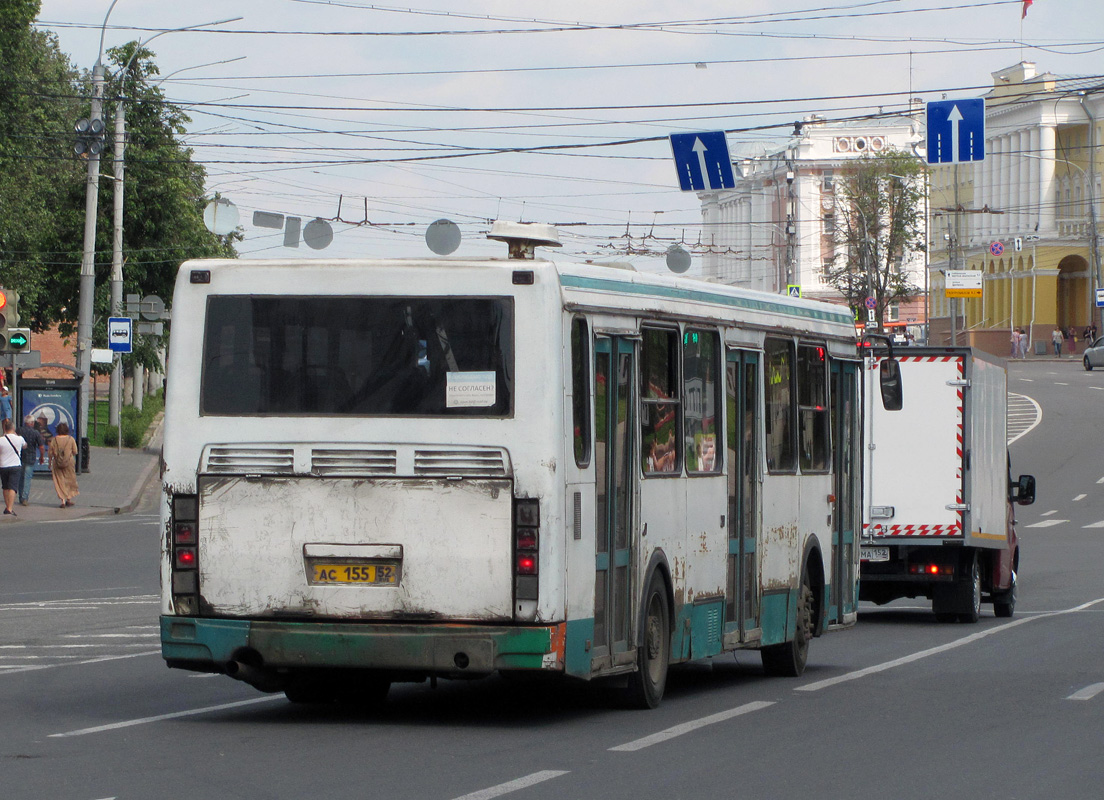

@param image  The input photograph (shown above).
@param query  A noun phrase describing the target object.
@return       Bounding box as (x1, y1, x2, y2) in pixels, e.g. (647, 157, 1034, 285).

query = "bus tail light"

(171, 494, 200, 615)
(514, 498, 539, 601)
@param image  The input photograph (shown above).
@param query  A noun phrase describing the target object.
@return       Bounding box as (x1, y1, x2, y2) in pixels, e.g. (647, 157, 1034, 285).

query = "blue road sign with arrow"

(669, 131, 736, 192)
(927, 98, 985, 164)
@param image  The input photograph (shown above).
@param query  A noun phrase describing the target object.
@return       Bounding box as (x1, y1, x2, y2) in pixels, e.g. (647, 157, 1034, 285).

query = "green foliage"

(89, 390, 163, 449)
(823, 149, 925, 327)
(0, 16, 238, 354)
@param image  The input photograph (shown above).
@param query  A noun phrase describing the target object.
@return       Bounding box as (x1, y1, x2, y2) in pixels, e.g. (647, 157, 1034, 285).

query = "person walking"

(0, 418, 27, 516)
(15, 415, 43, 506)
(1052, 327, 1064, 356)
(1068, 327, 1077, 356)
(1010, 328, 1020, 359)
(48, 421, 79, 508)
(0, 386, 12, 423)
(1016, 328, 1029, 359)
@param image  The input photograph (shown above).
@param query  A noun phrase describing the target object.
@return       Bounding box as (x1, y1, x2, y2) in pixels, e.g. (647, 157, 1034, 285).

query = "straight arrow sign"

(670, 131, 736, 192)
(927, 98, 985, 164)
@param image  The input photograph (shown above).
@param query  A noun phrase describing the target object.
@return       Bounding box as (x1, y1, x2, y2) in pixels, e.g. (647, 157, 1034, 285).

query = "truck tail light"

(514, 498, 539, 602)
(171, 494, 199, 615)
(909, 563, 953, 577)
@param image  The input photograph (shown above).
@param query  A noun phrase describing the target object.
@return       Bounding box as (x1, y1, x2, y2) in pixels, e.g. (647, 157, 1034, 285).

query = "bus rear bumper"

(160, 616, 566, 678)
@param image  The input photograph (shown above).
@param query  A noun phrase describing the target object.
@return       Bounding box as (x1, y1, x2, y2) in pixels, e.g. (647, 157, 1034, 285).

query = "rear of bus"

(159, 258, 568, 699)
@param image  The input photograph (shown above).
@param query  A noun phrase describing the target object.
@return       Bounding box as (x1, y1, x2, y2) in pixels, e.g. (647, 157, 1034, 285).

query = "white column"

(1039, 125, 1057, 235)
(980, 132, 993, 240)
(991, 135, 1003, 238)
(1027, 127, 1040, 232)
(1001, 135, 1013, 237)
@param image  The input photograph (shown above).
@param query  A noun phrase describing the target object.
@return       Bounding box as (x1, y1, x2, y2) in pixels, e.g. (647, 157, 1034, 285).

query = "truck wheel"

(626, 571, 670, 709)
(762, 571, 814, 677)
(993, 570, 1017, 618)
(958, 552, 981, 624)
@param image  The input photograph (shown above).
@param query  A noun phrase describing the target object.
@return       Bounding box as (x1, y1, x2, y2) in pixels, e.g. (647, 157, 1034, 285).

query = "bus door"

(593, 337, 636, 667)
(725, 349, 760, 640)
(829, 360, 860, 622)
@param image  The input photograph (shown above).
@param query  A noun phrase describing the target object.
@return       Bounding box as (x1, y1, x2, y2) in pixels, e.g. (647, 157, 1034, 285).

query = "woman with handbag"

(0, 417, 27, 516)
(48, 422, 79, 508)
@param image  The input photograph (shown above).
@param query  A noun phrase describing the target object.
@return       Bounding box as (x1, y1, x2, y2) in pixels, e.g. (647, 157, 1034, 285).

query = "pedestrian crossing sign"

(786, 285, 801, 298)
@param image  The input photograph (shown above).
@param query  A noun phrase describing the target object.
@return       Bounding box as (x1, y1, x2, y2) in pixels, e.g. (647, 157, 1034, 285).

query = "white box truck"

(860, 346, 1035, 622)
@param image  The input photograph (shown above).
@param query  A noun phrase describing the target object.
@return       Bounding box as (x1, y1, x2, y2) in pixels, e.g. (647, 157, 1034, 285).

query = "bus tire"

(626, 571, 670, 709)
(761, 570, 814, 677)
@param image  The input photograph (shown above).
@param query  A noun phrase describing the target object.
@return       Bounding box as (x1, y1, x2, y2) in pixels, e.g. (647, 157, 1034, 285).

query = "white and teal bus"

(160, 222, 879, 708)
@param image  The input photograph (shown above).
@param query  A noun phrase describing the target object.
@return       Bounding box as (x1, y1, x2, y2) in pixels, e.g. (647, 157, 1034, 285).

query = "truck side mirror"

(1011, 474, 1036, 506)
(879, 358, 903, 411)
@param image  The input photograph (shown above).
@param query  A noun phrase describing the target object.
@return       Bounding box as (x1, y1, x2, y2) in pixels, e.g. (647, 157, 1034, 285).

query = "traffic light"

(0, 289, 28, 353)
(74, 117, 105, 158)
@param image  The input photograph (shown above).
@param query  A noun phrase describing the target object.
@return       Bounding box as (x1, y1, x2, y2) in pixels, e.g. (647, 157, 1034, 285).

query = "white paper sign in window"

(446, 371, 497, 408)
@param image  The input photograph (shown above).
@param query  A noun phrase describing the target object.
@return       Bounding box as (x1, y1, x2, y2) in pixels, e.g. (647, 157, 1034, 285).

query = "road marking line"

(1073, 494, 1088, 502)
(49, 696, 284, 738)
(797, 598, 1104, 693)
(609, 700, 774, 752)
(1019, 378, 1034, 382)
(1098, 477, 1104, 485)
(0, 650, 159, 676)
(1067, 683, 1104, 701)
(61, 633, 160, 639)
(0, 643, 154, 649)
(450, 771, 570, 800)
(1007, 393, 1042, 445)
(1026, 519, 1067, 528)
(1042, 510, 1057, 516)
(1056, 382, 1069, 386)
(1083, 521, 1104, 528)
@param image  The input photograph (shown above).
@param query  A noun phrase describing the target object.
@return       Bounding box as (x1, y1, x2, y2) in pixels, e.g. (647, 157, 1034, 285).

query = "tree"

(823, 149, 925, 330)
(0, 0, 85, 327)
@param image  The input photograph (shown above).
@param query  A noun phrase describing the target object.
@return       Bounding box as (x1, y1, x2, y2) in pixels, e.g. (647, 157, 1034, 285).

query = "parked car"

(1083, 338, 1104, 370)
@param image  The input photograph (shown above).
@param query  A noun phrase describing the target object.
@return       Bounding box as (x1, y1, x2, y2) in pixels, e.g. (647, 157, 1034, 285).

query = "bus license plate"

(861, 547, 890, 563)
(310, 563, 398, 585)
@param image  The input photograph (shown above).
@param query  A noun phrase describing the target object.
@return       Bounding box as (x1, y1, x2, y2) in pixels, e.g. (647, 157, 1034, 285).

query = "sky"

(33, 0, 1104, 274)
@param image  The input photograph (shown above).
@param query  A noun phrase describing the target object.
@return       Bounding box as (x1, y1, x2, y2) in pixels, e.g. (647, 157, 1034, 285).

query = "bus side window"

(796, 344, 829, 472)
(764, 337, 796, 473)
(684, 329, 721, 474)
(641, 328, 680, 475)
(571, 318, 591, 467)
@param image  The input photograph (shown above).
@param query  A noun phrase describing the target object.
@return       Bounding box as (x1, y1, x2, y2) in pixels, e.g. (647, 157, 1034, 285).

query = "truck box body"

(860, 347, 1021, 620)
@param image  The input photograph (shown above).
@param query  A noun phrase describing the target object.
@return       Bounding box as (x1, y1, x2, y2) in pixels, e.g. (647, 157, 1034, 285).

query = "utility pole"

(76, 63, 105, 470)
(110, 92, 126, 430)
(1079, 96, 1102, 332)
(950, 163, 961, 346)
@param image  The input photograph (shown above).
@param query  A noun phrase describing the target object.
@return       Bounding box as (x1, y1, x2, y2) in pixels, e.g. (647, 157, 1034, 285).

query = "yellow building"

(928, 62, 1103, 356)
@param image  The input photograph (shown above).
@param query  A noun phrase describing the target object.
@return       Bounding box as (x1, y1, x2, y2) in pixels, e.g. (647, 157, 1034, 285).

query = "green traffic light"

(9, 332, 27, 348)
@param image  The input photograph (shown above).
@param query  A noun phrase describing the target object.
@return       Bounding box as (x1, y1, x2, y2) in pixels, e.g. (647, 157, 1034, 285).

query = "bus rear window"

(201, 296, 513, 416)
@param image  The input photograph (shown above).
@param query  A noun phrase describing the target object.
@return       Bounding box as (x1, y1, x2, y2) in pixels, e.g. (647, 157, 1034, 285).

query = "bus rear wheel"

(626, 572, 670, 709)
(761, 571, 814, 677)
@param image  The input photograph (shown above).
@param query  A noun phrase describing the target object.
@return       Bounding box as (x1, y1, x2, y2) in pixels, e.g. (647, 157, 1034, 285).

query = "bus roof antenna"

(487, 220, 561, 259)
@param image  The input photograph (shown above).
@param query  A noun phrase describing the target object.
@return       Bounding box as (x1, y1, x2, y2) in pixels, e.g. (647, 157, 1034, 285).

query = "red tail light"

(514, 498, 540, 604)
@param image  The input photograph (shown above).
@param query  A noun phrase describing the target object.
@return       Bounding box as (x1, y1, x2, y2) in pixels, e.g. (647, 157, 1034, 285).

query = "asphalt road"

(1, 358, 1101, 800)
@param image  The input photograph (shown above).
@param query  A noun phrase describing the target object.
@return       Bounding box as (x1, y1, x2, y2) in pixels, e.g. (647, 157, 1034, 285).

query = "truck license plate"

(861, 547, 890, 562)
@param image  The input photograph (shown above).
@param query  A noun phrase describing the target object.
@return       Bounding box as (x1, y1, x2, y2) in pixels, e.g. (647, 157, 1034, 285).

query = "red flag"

(1022, 0, 1033, 18)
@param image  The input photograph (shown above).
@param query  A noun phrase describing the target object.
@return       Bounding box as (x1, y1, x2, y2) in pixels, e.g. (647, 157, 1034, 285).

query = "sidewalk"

(0, 419, 161, 525)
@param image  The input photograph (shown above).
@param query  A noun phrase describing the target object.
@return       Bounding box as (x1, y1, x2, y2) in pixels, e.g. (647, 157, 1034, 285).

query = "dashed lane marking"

(609, 701, 775, 752)
(1074, 494, 1087, 502)
(797, 598, 1104, 693)
(1026, 519, 1068, 528)
(49, 696, 283, 738)
(1067, 683, 1104, 701)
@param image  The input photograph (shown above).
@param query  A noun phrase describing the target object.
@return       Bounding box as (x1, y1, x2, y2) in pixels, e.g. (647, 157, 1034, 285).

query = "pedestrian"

(0, 386, 11, 423)
(0, 418, 27, 516)
(1084, 326, 1093, 345)
(15, 415, 43, 506)
(1010, 328, 1020, 359)
(48, 421, 79, 508)
(1067, 327, 1077, 356)
(1052, 327, 1063, 356)
(1017, 328, 1029, 359)
(1092, 323, 1099, 343)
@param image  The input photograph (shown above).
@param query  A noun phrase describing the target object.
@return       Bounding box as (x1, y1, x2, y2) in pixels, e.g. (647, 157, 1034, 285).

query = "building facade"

(927, 62, 1104, 355)
(700, 113, 927, 326)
